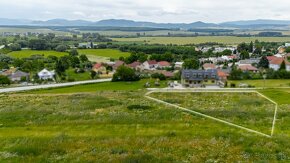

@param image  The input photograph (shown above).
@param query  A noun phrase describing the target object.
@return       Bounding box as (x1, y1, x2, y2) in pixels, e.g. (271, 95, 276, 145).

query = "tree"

(182, 58, 200, 69)
(29, 39, 49, 50)
(229, 68, 243, 80)
(279, 60, 286, 70)
(0, 75, 11, 86)
(90, 70, 97, 79)
(258, 56, 269, 68)
(286, 47, 290, 53)
(249, 41, 254, 53)
(69, 49, 79, 56)
(55, 45, 67, 52)
(9, 43, 21, 51)
(69, 56, 80, 68)
(112, 65, 140, 82)
(240, 50, 250, 60)
(151, 73, 166, 80)
(79, 54, 89, 62)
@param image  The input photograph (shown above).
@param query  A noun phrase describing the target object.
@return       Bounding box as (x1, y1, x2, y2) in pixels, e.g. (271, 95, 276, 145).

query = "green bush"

(127, 105, 152, 110)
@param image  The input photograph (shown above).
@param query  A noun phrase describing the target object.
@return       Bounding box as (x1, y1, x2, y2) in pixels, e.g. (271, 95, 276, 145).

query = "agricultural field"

(113, 36, 290, 45)
(77, 49, 131, 62)
(8, 50, 68, 58)
(0, 85, 289, 162)
(0, 27, 69, 35)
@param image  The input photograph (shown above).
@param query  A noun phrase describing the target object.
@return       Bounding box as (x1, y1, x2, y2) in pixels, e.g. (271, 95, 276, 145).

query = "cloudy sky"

(1, 0, 290, 23)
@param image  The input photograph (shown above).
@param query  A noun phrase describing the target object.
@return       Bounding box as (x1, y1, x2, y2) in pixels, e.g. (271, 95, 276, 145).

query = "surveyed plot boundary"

(145, 89, 278, 138)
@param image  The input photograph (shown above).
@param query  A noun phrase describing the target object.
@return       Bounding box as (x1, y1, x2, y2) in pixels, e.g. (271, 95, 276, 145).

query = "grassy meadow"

(78, 49, 131, 60)
(8, 50, 68, 58)
(149, 92, 276, 135)
(229, 79, 290, 88)
(0, 85, 289, 162)
(113, 36, 290, 45)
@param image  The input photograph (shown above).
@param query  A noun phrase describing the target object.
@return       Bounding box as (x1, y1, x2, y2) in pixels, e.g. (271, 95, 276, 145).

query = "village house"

(238, 65, 258, 73)
(269, 57, 284, 71)
(143, 60, 158, 70)
(0, 69, 30, 82)
(8, 70, 29, 82)
(157, 61, 171, 69)
(128, 61, 142, 70)
(238, 59, 260, 66)
(174, 62, 184, 69)
(202, 63, 216, 70)
(38, 69, 55, 80)
(217, 70, 229, 82)
(181, 69, 219, 87)
(113, 60, 125, 70)
(92, 63, 107, 74)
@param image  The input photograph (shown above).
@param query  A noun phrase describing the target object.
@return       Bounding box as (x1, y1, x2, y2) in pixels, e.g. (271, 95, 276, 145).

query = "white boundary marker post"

(145, 89, 278, 138)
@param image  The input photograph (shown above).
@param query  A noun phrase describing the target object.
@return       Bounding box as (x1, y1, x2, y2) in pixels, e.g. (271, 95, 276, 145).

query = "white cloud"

(1, 0, 290, 23)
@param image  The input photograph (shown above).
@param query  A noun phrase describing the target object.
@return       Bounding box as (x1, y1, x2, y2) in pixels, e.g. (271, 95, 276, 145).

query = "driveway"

(0, 78, 112, 93)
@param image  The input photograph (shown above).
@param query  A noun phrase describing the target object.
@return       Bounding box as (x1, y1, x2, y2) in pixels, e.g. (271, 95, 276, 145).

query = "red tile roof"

(147, 60, 158, 65)
(203, 63, 216, 69)
(238, 65, 258, 71)
(217, 70, 229, 77)
(266, 56, 278, 62)
(93, 63, 103, 69)
(270, 58, 284, 65)
(158, 61, 171, 67)
(128, 61, 141, 68)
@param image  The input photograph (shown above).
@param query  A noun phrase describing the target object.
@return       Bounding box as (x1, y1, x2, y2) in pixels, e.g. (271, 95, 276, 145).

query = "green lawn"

(8, 50, 68, 58)
(66, 69, 91, 81)
(228, 79, 290, 88)
(78, 49, 131, 60)
(30, 79, 168, 94)
(0, 88, 289, 162)
(113, 36, 290, 45)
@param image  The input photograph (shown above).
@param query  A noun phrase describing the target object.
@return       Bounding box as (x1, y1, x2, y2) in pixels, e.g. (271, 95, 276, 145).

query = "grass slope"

(0, 88, 289, 162)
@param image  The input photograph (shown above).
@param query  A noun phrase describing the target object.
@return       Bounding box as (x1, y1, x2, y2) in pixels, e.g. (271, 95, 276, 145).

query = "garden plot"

(147, 91, 277, 136)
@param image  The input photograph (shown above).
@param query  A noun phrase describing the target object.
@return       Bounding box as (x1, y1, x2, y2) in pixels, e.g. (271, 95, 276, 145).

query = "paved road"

(0, 78, 112, 93)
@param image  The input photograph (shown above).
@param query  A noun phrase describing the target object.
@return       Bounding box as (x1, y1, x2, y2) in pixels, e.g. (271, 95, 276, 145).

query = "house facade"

(181, 69, 218, 87)
(143, 60, 158, 70)
(269, 58, 284, 71)
(38, 69, 55, 80)
(92, 63, 107, 74)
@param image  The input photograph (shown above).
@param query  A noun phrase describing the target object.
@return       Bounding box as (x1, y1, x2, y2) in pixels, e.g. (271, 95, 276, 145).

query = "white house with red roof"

(92, 63, 107, 74)
(143, 60, 158, 70)
(269, 57, 284, 71)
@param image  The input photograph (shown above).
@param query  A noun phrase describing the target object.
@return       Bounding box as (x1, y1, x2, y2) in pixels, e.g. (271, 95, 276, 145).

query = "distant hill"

(221, 19, 290, 26)
(1, 18, 290, 30)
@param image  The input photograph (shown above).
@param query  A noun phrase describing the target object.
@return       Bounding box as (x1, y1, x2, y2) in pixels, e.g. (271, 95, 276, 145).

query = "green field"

(229, 79, 290, 88)
(77, 49, 131, 60)
(113, 36, 290, 45)
(8, 50, 68, 58)
(30, 79, 168, 94)
(0, 85, 289, 162)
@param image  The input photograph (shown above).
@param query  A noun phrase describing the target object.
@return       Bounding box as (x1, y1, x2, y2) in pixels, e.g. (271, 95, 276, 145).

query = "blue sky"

(1, 0, 290, 23)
